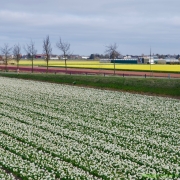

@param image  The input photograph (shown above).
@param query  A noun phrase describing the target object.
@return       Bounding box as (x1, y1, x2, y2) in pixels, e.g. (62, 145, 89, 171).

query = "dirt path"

(0, 65, 180, 78)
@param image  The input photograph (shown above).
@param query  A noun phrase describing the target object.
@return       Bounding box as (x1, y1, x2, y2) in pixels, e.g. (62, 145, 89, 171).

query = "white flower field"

(0, 77, 179, 179)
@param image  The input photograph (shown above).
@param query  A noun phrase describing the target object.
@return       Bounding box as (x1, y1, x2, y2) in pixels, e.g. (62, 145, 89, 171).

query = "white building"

(124, 55, 132, 59)
(50, 55, 59, 60)
(81, 56, 89, 59)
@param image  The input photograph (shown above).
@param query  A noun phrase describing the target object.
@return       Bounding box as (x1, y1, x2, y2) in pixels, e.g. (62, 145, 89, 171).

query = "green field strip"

(0, 73, 180, 97)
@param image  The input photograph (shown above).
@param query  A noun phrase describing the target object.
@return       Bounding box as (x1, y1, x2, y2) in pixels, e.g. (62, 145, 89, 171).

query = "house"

(50, 55, 59, 60)
(35, 54, 45, 59)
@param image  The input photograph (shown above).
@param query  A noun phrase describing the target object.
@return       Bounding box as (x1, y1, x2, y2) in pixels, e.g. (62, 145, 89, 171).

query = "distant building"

(69, 55, 82, 59)
(100, 59, 111, 63)
(124, 55, 132, 59)
(142, 56, 157, 64)
(50, 55, 59, 60)
(164, 58, 180, 64)
(81, 56, 89, 59)
(111, 59, 138, 64)
(35, 54, 45, 59)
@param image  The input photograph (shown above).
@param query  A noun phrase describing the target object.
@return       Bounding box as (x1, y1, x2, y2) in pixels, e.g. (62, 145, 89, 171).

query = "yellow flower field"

(8, 60, 180, 72)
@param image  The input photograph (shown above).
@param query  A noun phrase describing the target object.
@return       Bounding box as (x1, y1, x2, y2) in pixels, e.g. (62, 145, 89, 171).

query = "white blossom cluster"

(0, 77, 179, 179)
(0, 165, 16, 180)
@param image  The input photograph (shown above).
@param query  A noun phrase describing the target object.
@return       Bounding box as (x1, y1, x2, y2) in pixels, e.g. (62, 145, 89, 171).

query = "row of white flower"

(1, 92, 179, 151)
(0, 132, 98, 180)
(0, 115, 129, 179)
(1, 89, 179, 162)
(0, 166, 16, 180)
(0, 77, 179, 179)
(0, 145, 54, 179)
(1, 102, 179, 174)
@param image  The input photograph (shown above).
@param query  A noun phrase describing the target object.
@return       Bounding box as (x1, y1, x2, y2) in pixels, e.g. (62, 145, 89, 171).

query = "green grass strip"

(0, 72, 180, 98)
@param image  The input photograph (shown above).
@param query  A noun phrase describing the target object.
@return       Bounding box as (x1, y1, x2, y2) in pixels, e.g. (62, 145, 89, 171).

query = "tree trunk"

(17, 59, 19, 73)
(65, 59, 67, 71)
(46, 59, 48, 73)
(5, 58, 8, 72)
(17, 60, 19, 70)
(113, 59, 115, 75)
(32, 57, 33, 73)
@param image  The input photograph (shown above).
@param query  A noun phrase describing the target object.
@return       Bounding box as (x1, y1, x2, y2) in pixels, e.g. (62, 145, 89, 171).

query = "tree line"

(0, 35, 71, 73)
(0, 35, 120, 74)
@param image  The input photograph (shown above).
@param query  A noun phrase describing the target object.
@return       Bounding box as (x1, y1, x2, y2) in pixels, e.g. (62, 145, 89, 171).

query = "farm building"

(100, 59, 111, 63)
(50, 55, 59, 60)
(100, 59, 139, 64)
(164, 59, 180, 64)
(111, 59, 138, 64)
(35, 54, 45, 59)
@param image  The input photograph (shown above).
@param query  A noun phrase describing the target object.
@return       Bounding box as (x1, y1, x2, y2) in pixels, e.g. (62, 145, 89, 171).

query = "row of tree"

(1, 35, 120, 74)
(0, 35, 71, 73)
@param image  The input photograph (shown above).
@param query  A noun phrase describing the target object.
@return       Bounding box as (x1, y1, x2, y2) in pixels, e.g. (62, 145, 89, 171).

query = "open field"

(0, 77, 180, 179)
(0, 77, 179, 179)
(8, 59, 180, 72)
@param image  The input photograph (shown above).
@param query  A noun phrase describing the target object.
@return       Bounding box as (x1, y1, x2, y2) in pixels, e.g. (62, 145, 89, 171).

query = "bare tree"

(56, 38, 71, 70)
(13, 44, 21, 71)
(0, 43, 12, 71)
(24, 40, 37, 73)
(105, 43, 120, 75)
(43, 35, 52, 73)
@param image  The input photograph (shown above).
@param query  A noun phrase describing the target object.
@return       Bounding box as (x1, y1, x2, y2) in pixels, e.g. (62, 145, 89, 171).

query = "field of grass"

(0, 72, 180, 97)
(8, 59, 180, 72)
(0, 77, 179, 179)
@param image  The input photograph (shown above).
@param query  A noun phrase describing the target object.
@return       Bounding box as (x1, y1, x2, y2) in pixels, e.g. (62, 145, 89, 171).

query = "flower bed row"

(0, 77, 179, 179)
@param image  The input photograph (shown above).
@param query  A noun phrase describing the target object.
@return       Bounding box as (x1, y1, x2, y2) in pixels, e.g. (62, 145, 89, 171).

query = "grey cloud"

(0, 0, 180, 55)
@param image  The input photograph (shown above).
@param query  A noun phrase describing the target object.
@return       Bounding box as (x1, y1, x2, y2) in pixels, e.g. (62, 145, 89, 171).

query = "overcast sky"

(0, 0, 180, 56)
